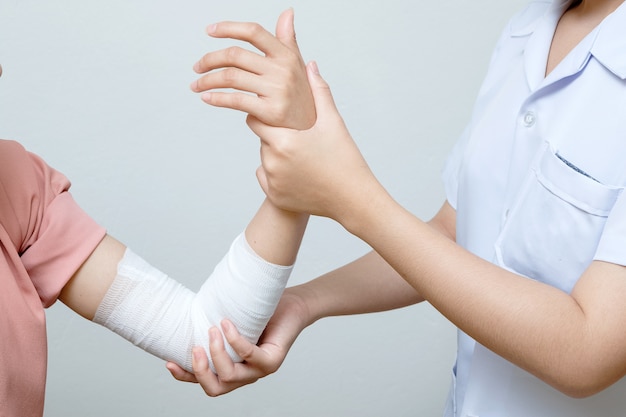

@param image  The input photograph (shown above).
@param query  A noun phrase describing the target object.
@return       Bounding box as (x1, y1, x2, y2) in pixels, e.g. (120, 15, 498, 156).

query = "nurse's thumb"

(306, 61, 340, 120)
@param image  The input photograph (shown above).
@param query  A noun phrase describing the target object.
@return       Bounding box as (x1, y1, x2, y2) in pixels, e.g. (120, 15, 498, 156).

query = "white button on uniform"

(522, 111, 536, 127)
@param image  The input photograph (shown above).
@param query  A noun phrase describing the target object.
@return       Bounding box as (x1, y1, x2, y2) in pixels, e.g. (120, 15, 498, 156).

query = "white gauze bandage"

(93, 232, 293, 373)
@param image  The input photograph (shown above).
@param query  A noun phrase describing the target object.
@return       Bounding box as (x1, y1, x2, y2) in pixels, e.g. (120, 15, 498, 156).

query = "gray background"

(0, 0, 528, 416)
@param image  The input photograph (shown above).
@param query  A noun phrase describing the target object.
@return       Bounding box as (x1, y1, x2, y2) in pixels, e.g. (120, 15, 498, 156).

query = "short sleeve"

(0, 140, 106, 307)
(440, 14, 511, 210)
(441, 125, 471, 210)
(594, 189, 626, 267)
(21, 192, 106, 307)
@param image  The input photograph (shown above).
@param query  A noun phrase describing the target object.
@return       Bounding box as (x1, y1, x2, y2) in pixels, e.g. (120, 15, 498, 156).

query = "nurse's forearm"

(289, 250, 423, 325)
(342, 186, 624, 398)
(290, 202, 456, 324)
(287, 205, 456, 325)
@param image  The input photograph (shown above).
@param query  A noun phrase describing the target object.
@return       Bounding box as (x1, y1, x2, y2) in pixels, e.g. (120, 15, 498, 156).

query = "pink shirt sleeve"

(0, 140, 106, 307)
(22, 191, 106, 307)
(0, 140, 106, 417)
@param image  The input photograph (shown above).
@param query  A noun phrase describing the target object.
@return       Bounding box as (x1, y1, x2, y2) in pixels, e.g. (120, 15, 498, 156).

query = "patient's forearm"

(245, 198, 308, 266)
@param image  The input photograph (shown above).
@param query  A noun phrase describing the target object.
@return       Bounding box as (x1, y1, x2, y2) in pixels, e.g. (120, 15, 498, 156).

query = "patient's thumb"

(275, 8, 299, 52)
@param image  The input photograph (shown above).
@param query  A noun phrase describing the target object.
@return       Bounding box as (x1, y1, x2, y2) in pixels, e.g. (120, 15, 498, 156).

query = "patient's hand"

(191, 8, 316, 131)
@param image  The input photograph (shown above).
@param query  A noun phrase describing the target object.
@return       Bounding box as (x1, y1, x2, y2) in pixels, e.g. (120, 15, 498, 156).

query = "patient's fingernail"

(207, 24, 217, 34)
(208, 327, 219, 342)
(221, 320, 232, 333)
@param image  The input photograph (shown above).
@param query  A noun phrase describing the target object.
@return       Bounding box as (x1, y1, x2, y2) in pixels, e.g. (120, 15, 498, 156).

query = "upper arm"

(567, 260, 626, 395)
(426, 200, 626, 395)
(58, 234, 126, 320)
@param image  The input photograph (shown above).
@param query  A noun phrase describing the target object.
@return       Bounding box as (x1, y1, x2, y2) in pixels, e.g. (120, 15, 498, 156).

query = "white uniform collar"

(590, 2, 626, 79)
(509, 0, 559, 37)
(511, 0, 626, 90)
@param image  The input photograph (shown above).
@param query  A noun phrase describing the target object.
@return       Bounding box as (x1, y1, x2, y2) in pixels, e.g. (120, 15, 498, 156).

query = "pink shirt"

(0, 140, 106, 417)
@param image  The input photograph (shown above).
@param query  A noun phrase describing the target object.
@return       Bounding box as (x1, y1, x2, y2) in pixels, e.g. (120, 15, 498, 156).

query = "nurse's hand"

(165, 325, 262, 396)
(166, 290, 310, 396)
(248, 61, 389, 229)
(191, 8, 316, 131)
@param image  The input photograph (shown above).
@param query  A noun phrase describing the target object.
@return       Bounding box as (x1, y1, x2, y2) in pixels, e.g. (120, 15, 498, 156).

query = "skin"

(0, 10, 314, 396)
(190, 9, 315, 130)
(159, 9, 319, 394)
(181, 0, 626, 400)
(58, 199, 309, 320)
(59, 9, 315, 320)
(546, 0, 624, 74)
(2, 8, 316, 396)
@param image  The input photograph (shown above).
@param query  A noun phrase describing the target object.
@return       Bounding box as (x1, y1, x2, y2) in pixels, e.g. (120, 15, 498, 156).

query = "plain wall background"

(1, 0, 529, 416)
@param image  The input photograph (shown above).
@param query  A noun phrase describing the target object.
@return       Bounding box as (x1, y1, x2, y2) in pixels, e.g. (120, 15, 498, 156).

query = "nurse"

(185, 0, 626, 415)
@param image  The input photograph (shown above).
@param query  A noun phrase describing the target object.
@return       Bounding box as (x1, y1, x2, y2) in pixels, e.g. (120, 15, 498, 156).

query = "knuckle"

(263, 156, 279, 175)
(218, 373, 236, 384)
(274, 137, 293, 157)
(245, 113, 257, 128)
(220, 67, 239, 84)
(200, 384, 219, 397)
(213, 92, 247, 111)
(244, 23, 264, 38)
(284, 65, 300, 83)
(267, 103, 290, 126)
(230, 93, 247, 108)
(236, 345, 256, 362)
(204, 389, 220, 398)
(263, 364, 279, 376)
(224, 46, 243, 63)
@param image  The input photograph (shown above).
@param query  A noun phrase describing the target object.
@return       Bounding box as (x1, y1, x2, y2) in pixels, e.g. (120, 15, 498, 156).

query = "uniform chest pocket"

(494, 146, 621, 293)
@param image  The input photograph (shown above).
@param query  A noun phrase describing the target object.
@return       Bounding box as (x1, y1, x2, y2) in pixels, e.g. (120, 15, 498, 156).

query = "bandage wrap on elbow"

(93, 233, 293, 373)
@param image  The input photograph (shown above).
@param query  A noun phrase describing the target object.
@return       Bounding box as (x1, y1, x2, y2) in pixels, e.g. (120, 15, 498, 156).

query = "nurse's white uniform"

(441, 1, 626, 415)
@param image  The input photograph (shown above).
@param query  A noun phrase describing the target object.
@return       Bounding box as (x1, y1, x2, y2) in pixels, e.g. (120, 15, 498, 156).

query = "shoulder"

(0, 139, 28, 161)
(0, 139, 69, 191)
(0, 139, 37, 188)
(0, 139, 72, 251)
